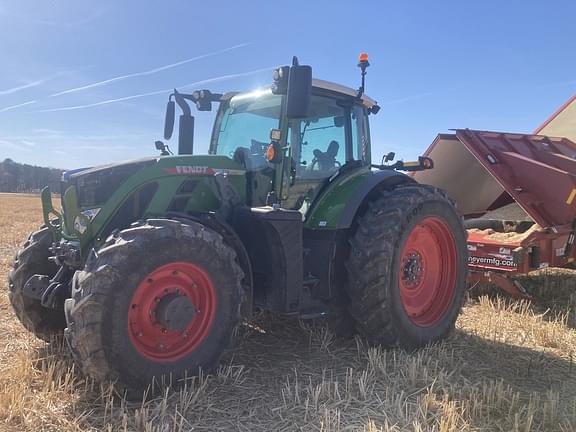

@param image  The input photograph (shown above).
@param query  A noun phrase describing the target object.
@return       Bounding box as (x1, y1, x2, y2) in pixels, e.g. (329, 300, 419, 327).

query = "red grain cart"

(415, 128, 576, 297)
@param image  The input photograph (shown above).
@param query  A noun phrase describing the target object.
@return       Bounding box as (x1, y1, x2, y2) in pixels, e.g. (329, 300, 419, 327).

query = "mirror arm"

(173, 89, 192, 117)
(181, 92, 223, 103)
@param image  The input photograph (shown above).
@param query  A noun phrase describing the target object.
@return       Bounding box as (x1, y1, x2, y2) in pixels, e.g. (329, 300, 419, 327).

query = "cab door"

(282, 96, 370, 213)
(282, 95, 346, 210)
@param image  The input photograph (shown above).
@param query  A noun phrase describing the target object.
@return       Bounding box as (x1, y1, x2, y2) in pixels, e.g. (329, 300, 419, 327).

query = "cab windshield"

(213, 89, 282, 159)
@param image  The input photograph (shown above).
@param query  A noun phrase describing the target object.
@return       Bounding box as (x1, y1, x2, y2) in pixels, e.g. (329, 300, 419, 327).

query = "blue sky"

(0, 0, 575, 169)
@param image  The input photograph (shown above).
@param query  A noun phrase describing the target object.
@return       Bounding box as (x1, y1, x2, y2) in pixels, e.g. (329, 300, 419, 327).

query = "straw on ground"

(1, 193, 575, 431)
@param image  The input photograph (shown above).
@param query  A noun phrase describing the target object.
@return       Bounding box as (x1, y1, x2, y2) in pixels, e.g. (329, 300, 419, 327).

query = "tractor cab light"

(270, 128, 282, 141)
(358, 53, 370, 69)
(266, 141, 283, 164)
(357, 53, 370, 98)
(266, 144, 275, 162)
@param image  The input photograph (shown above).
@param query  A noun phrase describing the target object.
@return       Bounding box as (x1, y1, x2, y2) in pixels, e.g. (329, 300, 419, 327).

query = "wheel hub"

(398, 217, 458, 327)
(127, 262, 216, 362)
(155, 293, 196, 331)
(401, 252, 424, 288)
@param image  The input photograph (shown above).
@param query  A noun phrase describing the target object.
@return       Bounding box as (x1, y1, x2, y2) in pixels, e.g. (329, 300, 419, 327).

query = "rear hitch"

(23, 266, 72, 309)
(469, 271, 531, 299)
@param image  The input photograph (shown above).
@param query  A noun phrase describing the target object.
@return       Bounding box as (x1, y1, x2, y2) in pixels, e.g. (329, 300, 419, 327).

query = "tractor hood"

(62, 155, 246, 209)
(56, 154, 248, 246)
(414, 129, 576, 229)
(63, 157, 158, 208)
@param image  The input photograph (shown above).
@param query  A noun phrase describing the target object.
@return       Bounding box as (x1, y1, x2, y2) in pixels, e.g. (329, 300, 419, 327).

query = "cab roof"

(312, 79, 377, 109)
(221, 79, 377, 109)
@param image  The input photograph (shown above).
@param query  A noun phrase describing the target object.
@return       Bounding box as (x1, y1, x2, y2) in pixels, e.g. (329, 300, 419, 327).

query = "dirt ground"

(1, 193, 576, 431)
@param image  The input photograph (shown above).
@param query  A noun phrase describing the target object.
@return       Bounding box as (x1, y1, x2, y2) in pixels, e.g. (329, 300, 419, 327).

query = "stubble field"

(1, 193, 576, 431)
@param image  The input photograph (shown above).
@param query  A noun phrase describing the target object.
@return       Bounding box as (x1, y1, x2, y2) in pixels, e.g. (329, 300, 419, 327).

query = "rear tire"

(64, 219, 244, 396)
(346, 184, 467, 348)
(8, 227, 66, 341)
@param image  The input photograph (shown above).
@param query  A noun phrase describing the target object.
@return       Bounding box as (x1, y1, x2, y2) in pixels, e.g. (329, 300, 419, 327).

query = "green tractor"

(8, 55, 467, 395)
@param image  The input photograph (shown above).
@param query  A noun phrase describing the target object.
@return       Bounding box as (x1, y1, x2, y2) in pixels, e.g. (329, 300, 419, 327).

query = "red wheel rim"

(128, 262, 217, 362)
(399, 217, 457, 327)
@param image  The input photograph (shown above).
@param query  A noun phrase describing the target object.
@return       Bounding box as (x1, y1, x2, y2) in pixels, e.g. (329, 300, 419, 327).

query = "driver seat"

(313, 140, 340, 171)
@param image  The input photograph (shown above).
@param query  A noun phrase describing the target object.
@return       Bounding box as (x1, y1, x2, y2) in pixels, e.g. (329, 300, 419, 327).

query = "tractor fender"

(338, 170, 415, 228)
(305, 169, 414, 230)
(166, 212, 253, 317)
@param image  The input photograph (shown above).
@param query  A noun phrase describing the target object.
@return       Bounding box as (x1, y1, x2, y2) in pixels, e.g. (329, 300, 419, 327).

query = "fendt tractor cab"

(8, 55, 467, 395)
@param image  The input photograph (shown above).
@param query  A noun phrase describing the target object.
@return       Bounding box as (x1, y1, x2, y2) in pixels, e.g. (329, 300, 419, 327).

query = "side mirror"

(286, 57, 312, 119)
(155, 140, 171, 156)
(384, 152, 395, 163)
(164, 100, 175, 140)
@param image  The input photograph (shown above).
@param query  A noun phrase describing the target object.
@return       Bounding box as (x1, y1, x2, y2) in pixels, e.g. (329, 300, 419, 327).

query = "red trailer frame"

(467, 224, 575, 297)
(415, 129, 576, 297)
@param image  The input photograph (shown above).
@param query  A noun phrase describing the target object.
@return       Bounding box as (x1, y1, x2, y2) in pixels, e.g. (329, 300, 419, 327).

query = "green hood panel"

(59, 155, 247, 248)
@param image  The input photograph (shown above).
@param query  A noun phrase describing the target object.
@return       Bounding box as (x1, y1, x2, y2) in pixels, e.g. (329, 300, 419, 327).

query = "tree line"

(0, 158, 63, 193)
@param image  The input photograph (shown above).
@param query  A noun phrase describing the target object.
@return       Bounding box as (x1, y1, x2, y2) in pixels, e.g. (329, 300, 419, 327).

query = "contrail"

(179, 66, 275, 89)
(37, 66, 275, 113)
(0, 100, 37, 113)
(0, 68, 90, 97)
(49, 43, 252, 98)
(38, 90, 168, 112)
(0, 78, 51, 96)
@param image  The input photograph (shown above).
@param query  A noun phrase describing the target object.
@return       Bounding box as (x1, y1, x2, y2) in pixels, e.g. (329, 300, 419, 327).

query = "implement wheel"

(64, 219, 244, 396)
(8, 226, 66, 341)
(346, 183, 467, 348)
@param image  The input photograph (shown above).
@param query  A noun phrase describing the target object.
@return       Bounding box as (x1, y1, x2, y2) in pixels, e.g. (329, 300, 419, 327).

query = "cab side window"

(289, 96, 346, 179)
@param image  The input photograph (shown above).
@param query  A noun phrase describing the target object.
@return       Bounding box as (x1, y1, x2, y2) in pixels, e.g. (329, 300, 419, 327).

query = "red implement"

(415, 129, 576, 297)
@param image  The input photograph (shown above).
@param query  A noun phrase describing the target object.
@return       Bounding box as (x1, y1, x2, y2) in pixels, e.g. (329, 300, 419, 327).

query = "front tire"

(346, 184, 467, 348)
(64, 219, 244, 396)
(8, 226, 66, 341)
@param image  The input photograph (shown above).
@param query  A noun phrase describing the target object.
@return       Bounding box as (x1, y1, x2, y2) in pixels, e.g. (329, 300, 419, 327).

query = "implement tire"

(346, 183, 467, 348)
(8, 227, 66, 341)
(64, 219, 244, 397)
